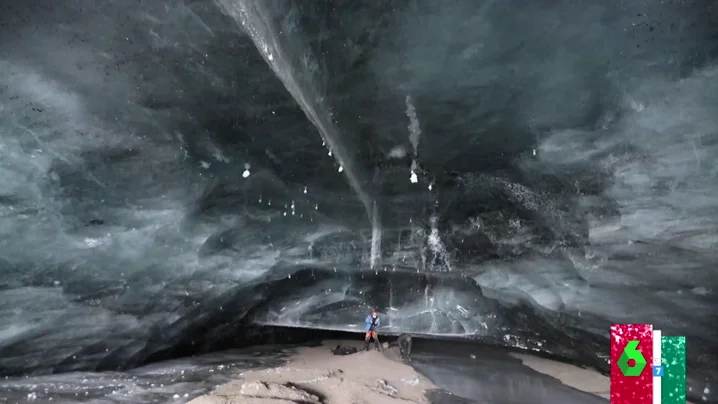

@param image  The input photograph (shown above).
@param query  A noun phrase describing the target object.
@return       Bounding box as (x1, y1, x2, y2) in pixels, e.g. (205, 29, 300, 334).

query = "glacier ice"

(0, 1, 716, 401)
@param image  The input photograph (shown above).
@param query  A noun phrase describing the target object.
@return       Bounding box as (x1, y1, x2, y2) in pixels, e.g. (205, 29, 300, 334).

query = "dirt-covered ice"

(189, 340, 435, 404)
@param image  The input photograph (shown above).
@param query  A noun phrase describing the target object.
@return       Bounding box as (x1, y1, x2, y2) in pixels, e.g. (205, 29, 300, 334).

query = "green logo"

(617, 340, 647, 376)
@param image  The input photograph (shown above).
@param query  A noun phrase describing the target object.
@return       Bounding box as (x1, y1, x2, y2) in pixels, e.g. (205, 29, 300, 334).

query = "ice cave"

(0, 0, 716, 403)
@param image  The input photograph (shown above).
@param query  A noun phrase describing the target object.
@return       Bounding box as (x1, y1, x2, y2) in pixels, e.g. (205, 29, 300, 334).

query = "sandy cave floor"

(188, 339, 434, 404)
(187, 339, 618, 404)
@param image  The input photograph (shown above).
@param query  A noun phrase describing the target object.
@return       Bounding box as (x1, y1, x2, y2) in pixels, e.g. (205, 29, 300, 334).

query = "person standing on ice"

(364, 309, 382, 351)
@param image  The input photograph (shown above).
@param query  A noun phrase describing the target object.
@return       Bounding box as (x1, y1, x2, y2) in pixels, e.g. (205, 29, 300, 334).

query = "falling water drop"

(315, 204, 319, 210)
(338, 165, 343, 172)
(410, 171, 418, 183)
(242, 163, 251, 178)
(303, 186, 308, 194)
(328, 150, 333, 156)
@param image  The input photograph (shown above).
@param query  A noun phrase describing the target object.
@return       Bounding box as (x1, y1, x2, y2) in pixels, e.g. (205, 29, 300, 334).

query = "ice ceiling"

(0, 0, 716, 397)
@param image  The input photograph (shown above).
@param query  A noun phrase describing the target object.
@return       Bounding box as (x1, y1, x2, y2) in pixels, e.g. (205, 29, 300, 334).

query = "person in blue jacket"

(364, 309, 382, 351)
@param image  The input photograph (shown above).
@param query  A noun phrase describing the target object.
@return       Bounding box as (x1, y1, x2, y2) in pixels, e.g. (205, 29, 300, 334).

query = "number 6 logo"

(617, 340, 648, 376)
